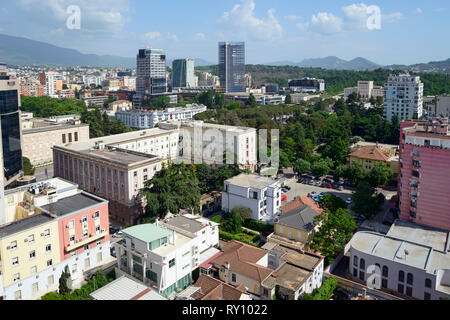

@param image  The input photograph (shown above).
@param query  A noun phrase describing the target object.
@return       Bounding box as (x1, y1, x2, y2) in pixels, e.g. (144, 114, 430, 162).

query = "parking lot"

(280, 176, 398, 234)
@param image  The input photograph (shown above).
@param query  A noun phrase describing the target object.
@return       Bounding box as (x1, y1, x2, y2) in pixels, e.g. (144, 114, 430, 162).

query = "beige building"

(108, 100, 132, 112)
(22, 122, 90, 166)
(344, 81, 384, 100)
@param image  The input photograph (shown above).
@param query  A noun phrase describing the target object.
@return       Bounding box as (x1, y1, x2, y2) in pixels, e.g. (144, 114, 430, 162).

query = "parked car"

(338, 186, 344, 191)
(346, 198, 352, 205)
(319, 192, 326, 197)
(284, 185, 291, 191)
(310, 191, 317, 197)
(308, 180, 315, 185)
(281, 195, 287, 202)
(312, 196, 320, 202)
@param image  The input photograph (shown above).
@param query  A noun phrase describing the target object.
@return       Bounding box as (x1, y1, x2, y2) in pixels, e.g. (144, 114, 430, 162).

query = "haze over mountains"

(1, 33, 449, 73)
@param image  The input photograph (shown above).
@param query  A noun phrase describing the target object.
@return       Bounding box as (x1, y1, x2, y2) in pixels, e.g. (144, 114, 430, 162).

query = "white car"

(346, 198, 352, 205)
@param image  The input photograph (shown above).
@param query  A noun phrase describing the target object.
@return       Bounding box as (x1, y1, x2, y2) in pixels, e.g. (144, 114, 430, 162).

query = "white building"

(344, 81, 384, 100)
(221, 174, 282, 222)
(114, 214, 219, 298)
(383, 74, 424, 122)
(115, 104, 207, 129)
(349, 220, 450, 300)
(40, 72, 63, 96)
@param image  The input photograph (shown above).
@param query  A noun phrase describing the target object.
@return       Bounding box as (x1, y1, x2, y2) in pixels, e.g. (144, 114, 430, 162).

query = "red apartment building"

(398, 118, 450, 230)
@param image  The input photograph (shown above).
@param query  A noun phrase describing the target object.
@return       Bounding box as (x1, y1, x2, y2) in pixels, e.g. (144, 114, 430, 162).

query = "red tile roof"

(348, 145, 389, 162)
(281, 197, 324, 215)
(193, 274, 248, 300)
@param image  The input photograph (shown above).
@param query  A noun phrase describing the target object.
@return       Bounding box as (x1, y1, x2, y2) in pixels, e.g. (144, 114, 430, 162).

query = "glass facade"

(0, 89, 22, 182)
(218, 42, 245, 93)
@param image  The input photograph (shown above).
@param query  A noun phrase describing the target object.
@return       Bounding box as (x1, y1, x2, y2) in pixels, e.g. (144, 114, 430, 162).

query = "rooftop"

(122, 224, 173, 245)
(0, 213, 53, 239)
(225, 173, 280, 190)
(40, 192, 106, 216)
(262, 262, 310, 291)
(162, 215, 205, 234)
(23, 122, 88, 135)
(175, 120, 256, 134)
(281, 196, 324, 215)
(192, 274, 248, 300)
(90, 275, 167, 300)
(348, 145, 390, 162)
(277, 205, 319, 232)
(350, 220, 450, 274)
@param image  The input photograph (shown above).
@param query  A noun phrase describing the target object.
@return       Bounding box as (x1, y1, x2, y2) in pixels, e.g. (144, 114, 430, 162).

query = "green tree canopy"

(367, 162, 393, 187)
(294, 159, 311, 175)
(351, 181, 380, 218)
(22, 157, 35, 176)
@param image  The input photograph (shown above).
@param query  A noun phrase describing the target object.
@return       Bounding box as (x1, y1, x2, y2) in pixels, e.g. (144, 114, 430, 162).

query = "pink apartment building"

(398, 118, 450, 230)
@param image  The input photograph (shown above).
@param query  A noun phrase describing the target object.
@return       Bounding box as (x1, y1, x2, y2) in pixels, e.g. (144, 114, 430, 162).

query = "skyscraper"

(172, 59, 195, 88)
(218, 42, 245, 93)
(135, 48, 167, 107)
(0, 62, 23, 224)
(384, 74, 424, 122)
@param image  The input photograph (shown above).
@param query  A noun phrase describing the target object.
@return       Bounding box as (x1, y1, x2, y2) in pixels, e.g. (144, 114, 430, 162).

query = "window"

(406, 286, 413, 297)
(231, 273, 237, 282)
(32, 282, 39, 295)
(97, 252, 102, 263)
(45, 244, 52, 252)
(83, 230, 88, 238)
(48, 275, 54, 286)
(81, 216, 88, 223)
(14, 290, 21, 300)
(359, 271, 365, 281)
(398, 271, 404, 282)
(47, 259, 53, 266)
(382, 279, 388, 289)
(13, 273, 20, 282)
(27, 234, 35, 244)
(30, 266, 37, 275)
(12, 257, 19, 266)
(93, 211, 100, 219)
(382, 266, 389, 277)
(84, 258, 90, 269)
(359, 258, 365, 269)
(42, 229, 50, 237)
(70, 235, 75, 242)
(425, 278, 432, 288)
(169, 258, 176, 268)
(9, 240, 17, 250)
(398, 284, 404, 294)
(62, 134, 66, 144)
(30, 250, 36, 260)
(407, 273, 413, 285)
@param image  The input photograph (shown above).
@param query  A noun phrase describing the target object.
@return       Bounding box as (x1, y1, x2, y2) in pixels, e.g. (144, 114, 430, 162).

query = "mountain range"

(1, 33, 449, 73)
(0, 33, 213, 68)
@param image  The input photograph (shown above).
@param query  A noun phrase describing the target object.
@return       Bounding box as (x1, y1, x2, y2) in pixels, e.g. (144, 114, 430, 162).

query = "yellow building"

(347, 143, 399, 180)
(0, 218, 61, 298)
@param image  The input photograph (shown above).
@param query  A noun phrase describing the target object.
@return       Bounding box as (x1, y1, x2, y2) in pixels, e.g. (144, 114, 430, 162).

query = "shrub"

(232, 206, 253, 221)
(211, 216, 222, 224)
(243, 219, 274, 233)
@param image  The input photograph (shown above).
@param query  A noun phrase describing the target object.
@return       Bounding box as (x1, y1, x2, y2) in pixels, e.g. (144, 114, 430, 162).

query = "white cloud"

(142, 32, 161, 40)
(416, 8, 423, 14)
(194, 32, 206, 40)
(299, 3, 404, 35)
(166, 32, 178, 41)
(284, 15, 301, 21)
(219, 0, 283, 41)
(9, 0, 131, 34)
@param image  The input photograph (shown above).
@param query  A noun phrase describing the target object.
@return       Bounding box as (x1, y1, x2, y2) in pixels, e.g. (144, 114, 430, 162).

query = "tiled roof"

(281, 197, 324, 215)
(348, 145, 389, 162)
(193, 274, 247, 300)
(211, 240, 273, 282)
(277, 205, 319, 232)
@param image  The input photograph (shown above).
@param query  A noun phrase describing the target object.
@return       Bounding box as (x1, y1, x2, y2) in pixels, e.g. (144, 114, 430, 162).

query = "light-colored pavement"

(34, 165, 54, 182)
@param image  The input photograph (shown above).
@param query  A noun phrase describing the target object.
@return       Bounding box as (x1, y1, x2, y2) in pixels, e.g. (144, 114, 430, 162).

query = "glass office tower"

(172, 59, 195, 88)
(218, 42, 245, 93)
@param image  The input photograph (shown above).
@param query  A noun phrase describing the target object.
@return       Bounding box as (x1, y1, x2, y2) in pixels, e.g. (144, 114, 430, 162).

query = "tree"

(58, 265, 71, 295)
(233, 206, 253, 222)
(102, 112, 111, 136)
(223, 209, 243, 234)
(351, 181, 380, 218)
(294, 159, 311, 175)
(318, 194, 347, 212)
(311, 159, 331, 178)
(310, 208, 357, 265)
(197, 89, 214, 108)
(214, 92, 225, 108)
(22, 157, 35, 176)
(346, 161, 367, 185)
(246, 93, 257, 107)
(152, 96, 170, 109)
(333, 164, 348, 182)
(285, 94, 292, 104)
(367, 162, 393, 187)
(303, 277, 338, 300)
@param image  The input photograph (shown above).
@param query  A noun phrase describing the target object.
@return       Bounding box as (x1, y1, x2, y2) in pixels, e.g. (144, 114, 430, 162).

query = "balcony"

(64, 230, 107, 252)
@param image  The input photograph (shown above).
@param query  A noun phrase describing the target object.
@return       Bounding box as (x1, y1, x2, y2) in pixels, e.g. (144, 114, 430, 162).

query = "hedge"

(210, 216, 222, 224)
(243, 219, 274, 233)
(219, 230, 260, 247)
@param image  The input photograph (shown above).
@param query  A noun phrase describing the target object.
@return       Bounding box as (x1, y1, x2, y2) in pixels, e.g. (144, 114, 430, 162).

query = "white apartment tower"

(384, 74, 424, 122)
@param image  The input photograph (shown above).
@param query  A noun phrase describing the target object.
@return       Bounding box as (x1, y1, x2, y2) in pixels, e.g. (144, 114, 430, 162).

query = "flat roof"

(122, 224, 173, 244)
(90, 275, 167, 300)
(40, 192, 105, 216)
(179, 120, 256, 134)
(262, 263, 310, 291)
(23, 123, 88, 135)
(351, 221, 450, 273)
(0, 213, 53, 239)
(162, 215, 205, 233)
(225, 173, 280, 189)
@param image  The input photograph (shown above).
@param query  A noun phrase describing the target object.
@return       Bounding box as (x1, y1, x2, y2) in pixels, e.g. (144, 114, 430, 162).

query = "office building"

(349, 220, 450, 300)
(172, 59, 195, 88)
(20, 83, 46, 97)
(384, 74, 424, 122)
(114, 214, 219, 298)
(218, 42, 245, 93)
(344, 81, 384, 100)
(115, 104, 207, 129)
(289, 78, 325, 93)
(0, 62, 23, 196)
(398, 118, 450, 230)
(0, 178, 111, 300)
(135, 48, 167, 107)
(221, 174, 282, 222)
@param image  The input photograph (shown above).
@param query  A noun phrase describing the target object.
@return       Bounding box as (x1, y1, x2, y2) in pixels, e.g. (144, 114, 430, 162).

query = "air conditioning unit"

(24, 239, 28, 242)
(18, 283, 22, 287)
(6, 246, 10, 250)
(41, 233, 45, 237)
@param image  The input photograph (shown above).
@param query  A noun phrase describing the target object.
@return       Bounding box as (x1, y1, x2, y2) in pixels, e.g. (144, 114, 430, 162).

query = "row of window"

(7, 230, 50, 250)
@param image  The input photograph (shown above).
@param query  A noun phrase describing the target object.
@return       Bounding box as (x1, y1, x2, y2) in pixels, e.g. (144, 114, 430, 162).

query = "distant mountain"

(166, 58, 215, 67)
(385, 58, 450, 74)
(0, 33, 136, 67)
(264, 56, 381, 70)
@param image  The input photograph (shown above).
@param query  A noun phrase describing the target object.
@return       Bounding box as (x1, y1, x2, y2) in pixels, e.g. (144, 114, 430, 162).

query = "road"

(34, 165, 54, 182)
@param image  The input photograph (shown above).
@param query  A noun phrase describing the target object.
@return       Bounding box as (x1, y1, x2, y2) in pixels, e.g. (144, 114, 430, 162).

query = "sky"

(0, 0, 449, 66)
